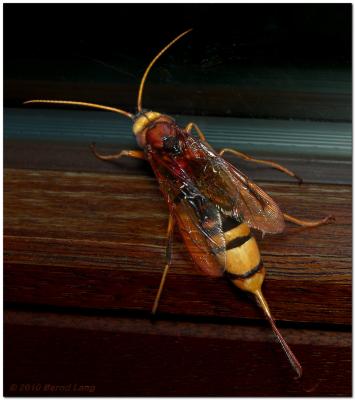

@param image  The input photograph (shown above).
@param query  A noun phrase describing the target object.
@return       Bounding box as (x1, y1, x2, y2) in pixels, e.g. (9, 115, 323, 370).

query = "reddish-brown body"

(143, 115, 265, 284)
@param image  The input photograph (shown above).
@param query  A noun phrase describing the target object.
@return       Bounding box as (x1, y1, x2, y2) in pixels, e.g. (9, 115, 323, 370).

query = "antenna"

(137, 28, 193, 112)
(23, 100, 134, 119)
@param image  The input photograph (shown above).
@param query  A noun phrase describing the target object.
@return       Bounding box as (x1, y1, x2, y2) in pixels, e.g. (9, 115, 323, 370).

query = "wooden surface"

(4, 168, 351, 323)
(4, 123, 352, 395)
(4, 161, 351, 396)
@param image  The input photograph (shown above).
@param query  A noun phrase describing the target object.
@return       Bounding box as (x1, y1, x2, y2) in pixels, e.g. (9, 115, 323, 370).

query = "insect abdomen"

(223, 219, 266, 293)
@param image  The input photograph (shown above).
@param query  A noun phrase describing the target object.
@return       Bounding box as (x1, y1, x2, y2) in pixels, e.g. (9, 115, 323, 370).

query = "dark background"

(4, 3, 352, 120)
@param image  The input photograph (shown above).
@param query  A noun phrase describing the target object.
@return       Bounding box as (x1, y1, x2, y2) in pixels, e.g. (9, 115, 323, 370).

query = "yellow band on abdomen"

(225, 236, 261, 276)
(224, 223, 250, 242)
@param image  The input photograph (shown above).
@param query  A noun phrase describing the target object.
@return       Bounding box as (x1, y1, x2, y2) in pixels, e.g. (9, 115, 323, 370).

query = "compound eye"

(162, 135, 182, 155)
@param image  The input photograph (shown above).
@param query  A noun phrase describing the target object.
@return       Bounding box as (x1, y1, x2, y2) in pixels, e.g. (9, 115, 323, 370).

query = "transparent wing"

(181, 135, 285, 234)
(202, 158, 285, 233)
(149, 152, 226, 277)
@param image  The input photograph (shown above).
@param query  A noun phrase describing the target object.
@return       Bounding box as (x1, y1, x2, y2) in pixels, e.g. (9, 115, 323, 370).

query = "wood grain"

(4, 168, 351, 325)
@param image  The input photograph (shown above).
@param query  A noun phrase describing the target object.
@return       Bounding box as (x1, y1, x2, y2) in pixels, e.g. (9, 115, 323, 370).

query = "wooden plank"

(4, 310, 351, 396)
(4, 168, 351, 325)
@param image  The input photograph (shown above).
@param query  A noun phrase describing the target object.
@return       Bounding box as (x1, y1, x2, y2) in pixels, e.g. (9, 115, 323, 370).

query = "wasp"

(25, 29, 333, 378)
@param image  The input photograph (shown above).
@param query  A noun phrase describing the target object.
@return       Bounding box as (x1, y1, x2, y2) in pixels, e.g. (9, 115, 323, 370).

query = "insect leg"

(185, 122, 207, 141)
(90, 143, 145, 161)
(152, 214, 175, 315)
(219, 148, 303, 184)
(284, 212, 334, 227)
